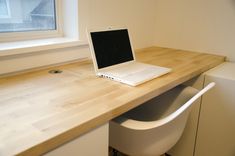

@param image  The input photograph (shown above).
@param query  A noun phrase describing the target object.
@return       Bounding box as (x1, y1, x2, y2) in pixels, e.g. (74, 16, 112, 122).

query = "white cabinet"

(44, 123, 109, 156)
(168, 75, 204, 156)
(169, 63, 235, 156)
(195, 63, 235, 156)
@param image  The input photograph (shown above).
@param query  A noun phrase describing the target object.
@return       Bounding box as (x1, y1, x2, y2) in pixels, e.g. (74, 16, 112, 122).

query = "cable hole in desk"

(49, 70, 63, 74)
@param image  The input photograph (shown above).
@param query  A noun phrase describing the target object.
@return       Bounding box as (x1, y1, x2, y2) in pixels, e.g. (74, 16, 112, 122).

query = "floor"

(109, 147, 167, 156)
(109, 148, 126, 156)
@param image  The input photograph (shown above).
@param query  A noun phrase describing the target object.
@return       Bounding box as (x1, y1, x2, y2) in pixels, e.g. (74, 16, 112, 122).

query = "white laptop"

(87, 28, 171, 86)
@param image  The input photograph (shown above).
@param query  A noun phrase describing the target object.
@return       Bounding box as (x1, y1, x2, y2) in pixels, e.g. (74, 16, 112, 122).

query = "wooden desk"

(0, 47, 225, 156)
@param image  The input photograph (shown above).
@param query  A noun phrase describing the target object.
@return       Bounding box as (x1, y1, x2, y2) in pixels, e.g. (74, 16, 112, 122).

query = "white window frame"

(0, 0, 85, 58)
(0, 0, 63, 42)
(0, 0, 11, 18)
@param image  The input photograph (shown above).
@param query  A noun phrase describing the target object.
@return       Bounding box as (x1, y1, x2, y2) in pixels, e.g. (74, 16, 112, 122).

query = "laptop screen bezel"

(87, 27, 136, 73)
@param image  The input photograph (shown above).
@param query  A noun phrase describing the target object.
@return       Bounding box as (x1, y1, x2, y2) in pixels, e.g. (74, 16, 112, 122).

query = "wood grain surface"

(0, 47, 225, 156)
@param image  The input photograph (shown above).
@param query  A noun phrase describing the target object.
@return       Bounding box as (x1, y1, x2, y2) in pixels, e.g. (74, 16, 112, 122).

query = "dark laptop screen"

(90, 29, 134, 69)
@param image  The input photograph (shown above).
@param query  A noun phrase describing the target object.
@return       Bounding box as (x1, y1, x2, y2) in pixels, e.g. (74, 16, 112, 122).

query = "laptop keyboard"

(123, 66, 167, 80)
(107, 63, 152, 78)
(100, 62, 171, 86)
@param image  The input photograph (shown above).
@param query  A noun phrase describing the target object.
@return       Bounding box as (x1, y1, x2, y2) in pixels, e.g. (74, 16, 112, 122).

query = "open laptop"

(87, 28, 171, 86)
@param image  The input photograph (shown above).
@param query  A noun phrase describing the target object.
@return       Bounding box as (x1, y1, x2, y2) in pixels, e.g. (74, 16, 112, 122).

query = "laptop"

(87, 28, 171, 86)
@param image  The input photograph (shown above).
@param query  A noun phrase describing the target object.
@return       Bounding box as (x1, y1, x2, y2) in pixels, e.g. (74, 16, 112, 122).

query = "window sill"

(0, 37, 89, 57)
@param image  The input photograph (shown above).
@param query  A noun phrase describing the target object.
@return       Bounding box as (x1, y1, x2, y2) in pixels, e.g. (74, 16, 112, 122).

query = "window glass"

(0, 0, 9, 17)
(0, 0, 56, 33)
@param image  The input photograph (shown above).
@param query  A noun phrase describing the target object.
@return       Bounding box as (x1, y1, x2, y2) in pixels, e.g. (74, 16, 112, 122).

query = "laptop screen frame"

(87, 27, 137, 73)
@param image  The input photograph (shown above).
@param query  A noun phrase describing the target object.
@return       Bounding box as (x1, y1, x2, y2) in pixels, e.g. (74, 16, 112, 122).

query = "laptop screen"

(90, 29, 134, 69)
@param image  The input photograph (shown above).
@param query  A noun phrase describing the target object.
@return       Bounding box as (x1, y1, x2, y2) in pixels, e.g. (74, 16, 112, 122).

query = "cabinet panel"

(195, 64, 235, 156)
(44, 123, 108, 156)
(168, 75, 204, 156)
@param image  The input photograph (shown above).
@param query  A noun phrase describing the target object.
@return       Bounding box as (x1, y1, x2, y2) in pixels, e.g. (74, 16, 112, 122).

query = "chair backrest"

(115, 82, 215, 130)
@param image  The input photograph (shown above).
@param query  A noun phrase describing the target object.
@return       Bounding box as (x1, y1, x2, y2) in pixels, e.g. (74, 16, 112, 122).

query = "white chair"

(109, 83, 215, 156)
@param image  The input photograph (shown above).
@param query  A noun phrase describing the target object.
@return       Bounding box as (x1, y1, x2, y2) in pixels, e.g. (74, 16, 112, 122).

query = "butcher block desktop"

(0, 47, 225, 156)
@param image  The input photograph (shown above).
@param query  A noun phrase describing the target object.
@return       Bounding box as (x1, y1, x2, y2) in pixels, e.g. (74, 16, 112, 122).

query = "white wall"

(154, 0, 235, 62)
(0, 0, 157, 75)
(88, 0, 156, 49)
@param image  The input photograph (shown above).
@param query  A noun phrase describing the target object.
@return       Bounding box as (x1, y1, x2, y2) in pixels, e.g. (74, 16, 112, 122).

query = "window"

(0, 0, 10, 18)
(0, 0, 57, 33)
(0, 0, 81, 58)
